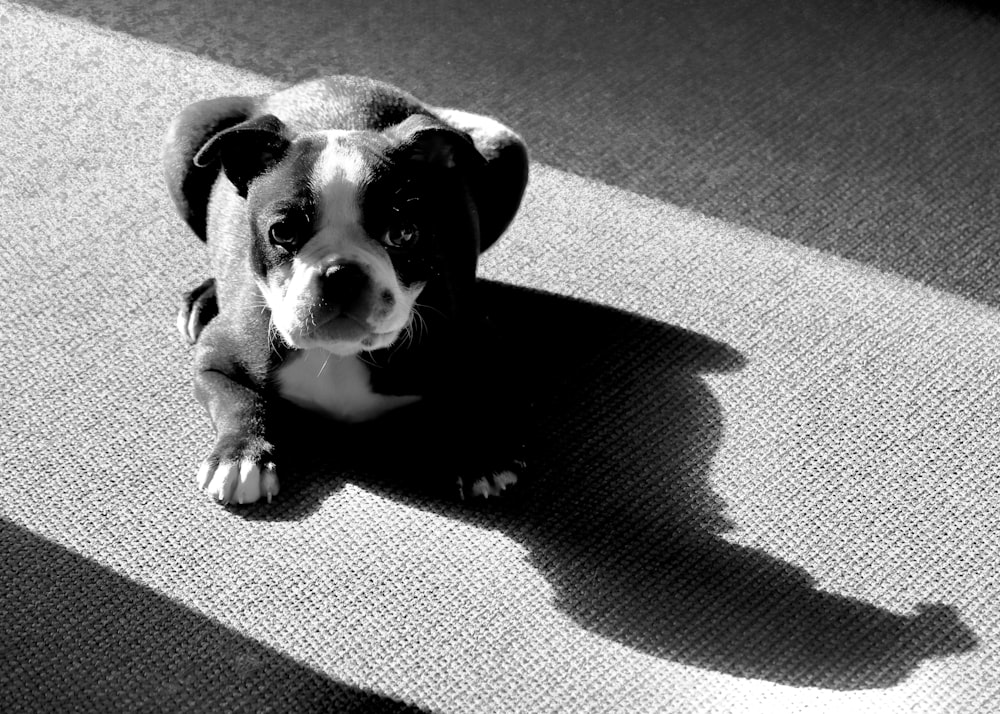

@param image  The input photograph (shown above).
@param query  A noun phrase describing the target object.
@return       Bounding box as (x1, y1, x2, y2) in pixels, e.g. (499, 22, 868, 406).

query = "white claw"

(261, 467, 279, 503)
(235, 461, 262, 505)
(468, 469, 520, 499)
(195, 459, 278, 505)
(471, 477, 492, 499)
(494, 470, 518, 491)
(196, 460, 213, 490)
(207, 461, 239, 503)
(195, 461, 280, 505)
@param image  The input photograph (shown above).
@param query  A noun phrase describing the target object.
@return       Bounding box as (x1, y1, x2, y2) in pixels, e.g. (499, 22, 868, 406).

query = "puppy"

(163, 75, 529, 505)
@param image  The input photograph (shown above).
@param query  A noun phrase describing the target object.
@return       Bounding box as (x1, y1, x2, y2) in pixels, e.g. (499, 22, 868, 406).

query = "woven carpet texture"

(2, 1, 999, 712)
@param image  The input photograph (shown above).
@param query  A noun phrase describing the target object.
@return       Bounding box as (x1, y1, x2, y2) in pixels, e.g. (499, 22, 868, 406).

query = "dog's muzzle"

(321, 261, 371, 317)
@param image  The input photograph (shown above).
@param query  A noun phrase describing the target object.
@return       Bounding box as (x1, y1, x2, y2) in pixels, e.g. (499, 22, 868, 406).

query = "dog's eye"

(268, 220, 299, 249)
(386, 221, 420, 249)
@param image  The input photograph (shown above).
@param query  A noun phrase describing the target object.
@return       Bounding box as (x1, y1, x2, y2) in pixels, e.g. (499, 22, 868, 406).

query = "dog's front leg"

(194, 367, 279, 505)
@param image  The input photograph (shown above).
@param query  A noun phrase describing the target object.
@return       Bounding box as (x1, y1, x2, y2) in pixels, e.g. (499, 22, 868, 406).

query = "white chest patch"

(275, 348, 421, 422)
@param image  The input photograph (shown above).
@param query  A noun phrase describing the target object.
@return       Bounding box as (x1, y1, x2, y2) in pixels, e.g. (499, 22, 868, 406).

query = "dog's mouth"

(310, 313, 371, 341)
(301, 312, 398, 352)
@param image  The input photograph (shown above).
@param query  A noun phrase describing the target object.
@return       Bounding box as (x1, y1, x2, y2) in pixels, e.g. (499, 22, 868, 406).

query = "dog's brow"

(312, 137, 369, 228)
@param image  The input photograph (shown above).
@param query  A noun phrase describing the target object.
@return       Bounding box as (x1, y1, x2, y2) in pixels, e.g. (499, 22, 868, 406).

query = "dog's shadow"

(247, 280, 977, 690)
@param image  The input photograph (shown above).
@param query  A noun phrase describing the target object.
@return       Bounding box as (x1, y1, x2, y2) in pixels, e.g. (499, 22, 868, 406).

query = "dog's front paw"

(196, 434, 279, 505)
(458, 458, 526, 501)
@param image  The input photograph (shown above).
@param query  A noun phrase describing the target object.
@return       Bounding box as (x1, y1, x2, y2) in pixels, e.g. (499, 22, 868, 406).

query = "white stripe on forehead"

(311, 130, 368, 227)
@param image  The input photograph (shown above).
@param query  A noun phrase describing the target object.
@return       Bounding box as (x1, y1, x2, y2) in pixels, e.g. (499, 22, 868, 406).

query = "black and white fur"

(163, 76, 529, 505)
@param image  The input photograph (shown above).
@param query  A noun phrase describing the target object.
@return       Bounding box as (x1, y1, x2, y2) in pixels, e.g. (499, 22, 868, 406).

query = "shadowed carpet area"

(2, 1, 999, 712)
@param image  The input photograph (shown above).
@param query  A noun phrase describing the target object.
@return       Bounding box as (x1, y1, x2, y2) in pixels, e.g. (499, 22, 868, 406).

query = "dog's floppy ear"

(193, 114, 290, 197)
(388, 114, 487, 173)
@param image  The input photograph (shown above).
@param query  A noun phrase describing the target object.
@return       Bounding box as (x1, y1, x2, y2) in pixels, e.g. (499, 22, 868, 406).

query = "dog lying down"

(164, 75, 530, 505)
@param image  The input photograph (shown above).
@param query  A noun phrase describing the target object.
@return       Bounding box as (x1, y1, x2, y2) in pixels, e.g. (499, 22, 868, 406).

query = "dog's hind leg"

(177, 277, 218, 345)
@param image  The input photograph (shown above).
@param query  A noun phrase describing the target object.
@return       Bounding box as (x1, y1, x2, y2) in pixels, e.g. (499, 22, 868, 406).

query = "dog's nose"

(322, 262, 370, 313)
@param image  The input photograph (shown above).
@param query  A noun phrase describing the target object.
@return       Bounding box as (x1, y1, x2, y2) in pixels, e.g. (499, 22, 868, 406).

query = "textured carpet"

(2, 1, 999, 712)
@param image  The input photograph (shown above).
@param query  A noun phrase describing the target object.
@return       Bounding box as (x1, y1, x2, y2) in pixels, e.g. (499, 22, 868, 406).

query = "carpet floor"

(2, 1, 998, 712)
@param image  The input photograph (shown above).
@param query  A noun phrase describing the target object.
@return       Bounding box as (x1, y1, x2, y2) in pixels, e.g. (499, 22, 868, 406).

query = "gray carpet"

(2, 0, 999, 712)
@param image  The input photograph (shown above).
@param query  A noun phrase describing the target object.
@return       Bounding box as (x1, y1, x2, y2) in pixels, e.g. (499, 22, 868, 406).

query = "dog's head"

(194, 113, 485, 356)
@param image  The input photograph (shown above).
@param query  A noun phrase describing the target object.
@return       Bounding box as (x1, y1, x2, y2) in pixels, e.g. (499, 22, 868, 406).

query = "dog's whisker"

(400, 321, 414, 352)
(414, 300, 446, 321)
(410, 305, 429, 346)
(317, 353, 331, 377)
(398, 310, 418, 353)
(267, 317, 281, 355)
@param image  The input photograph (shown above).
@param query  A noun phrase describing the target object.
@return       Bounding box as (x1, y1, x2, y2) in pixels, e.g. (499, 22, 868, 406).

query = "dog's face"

(248, 129, 427, 356)
(197, 114, 483, 356)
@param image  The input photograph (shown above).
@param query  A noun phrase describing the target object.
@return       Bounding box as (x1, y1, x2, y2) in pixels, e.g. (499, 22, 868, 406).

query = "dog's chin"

(281, 316, 401, 356)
